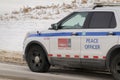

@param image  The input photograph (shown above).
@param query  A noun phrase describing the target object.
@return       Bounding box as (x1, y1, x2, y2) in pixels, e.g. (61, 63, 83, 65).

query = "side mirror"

(51, 23, 58, 30)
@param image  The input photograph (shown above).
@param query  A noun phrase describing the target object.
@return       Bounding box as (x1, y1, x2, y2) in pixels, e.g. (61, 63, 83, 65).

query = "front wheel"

(110, 54, 120, 80)
(26, 45, 50, 72)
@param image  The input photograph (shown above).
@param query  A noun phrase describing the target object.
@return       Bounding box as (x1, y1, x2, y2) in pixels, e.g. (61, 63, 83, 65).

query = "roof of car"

(76, 6, 120, 12)
(77, 3, 120, 12)
(93, 3, 120, 10)
(94, 6, 120, 10)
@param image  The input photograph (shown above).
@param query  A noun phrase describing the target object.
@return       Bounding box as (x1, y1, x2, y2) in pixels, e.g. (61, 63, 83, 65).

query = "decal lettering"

(84, 38, 100, 49)
(85, 45, 100, 49)
(86, 38, 98, 43)
(58, 38, 71, 49)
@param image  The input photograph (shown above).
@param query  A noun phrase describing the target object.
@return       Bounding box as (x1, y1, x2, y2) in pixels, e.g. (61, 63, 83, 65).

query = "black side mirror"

(51, 23, 58, 30)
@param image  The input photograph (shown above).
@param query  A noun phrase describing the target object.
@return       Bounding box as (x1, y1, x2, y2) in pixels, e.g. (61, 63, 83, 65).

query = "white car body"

(23, 6, 120, 71)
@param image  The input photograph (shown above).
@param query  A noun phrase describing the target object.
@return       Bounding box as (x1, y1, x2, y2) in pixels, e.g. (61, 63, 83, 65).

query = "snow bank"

(0, 50, 25, 65)
(0, 0, 95, 52)
(0, 0, 74, 15)
(0, 0, 79, 21)
(0, 20, 59, 51)
(0, 0, 80, 52)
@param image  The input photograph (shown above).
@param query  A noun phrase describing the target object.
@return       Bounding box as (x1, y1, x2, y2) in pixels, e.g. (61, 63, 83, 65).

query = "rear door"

(81, 11, 118, 62)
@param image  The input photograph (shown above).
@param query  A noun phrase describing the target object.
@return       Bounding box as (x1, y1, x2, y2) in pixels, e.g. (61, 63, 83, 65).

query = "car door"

(49, 12, 88, 67)
(81, 11, 118, 63)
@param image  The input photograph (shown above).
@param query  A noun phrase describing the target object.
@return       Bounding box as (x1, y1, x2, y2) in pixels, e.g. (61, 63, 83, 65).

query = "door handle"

(107, 32, 115, 35)
(72, 32, 78, 36)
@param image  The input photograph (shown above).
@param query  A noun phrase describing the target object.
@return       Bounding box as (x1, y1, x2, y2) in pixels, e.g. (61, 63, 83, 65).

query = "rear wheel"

(26, 45, 50, 72)
(110, 54, 120, 80)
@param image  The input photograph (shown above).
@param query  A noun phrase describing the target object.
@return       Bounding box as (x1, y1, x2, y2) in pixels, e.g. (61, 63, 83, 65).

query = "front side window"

(60, 12, 88, 29)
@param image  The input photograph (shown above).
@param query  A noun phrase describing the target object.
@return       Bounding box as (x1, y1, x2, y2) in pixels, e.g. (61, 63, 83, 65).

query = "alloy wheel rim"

(116, 60, 120, 74)
(31, 50, 42, 67)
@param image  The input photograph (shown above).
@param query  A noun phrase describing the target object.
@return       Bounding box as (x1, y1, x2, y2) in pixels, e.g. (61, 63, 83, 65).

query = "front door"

(49, 12, 88, 67)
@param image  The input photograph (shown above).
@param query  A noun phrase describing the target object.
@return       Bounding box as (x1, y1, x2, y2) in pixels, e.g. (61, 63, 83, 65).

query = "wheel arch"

(24, 41, 49, 62)
(106, 45, 120, 70)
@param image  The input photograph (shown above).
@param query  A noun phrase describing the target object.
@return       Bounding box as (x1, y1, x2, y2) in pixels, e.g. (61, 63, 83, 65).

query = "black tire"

(26, 45, 50, 72)
(110, 54, 120, 80)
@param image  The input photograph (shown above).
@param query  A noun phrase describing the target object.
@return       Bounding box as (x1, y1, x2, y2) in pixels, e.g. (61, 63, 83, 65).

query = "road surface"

(0, 63, 114, 80)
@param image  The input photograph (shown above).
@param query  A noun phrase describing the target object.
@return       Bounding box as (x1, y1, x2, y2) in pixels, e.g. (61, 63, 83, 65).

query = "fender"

(106, 45, 120, 69)
(24, 41, 50, 62)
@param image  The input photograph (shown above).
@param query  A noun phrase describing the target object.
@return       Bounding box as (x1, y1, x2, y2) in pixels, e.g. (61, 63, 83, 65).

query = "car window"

(60, 12, 88, 29)
(88, 12, 116, 28)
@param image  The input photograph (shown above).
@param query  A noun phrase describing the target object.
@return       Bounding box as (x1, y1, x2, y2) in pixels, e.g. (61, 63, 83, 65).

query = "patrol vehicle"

(23, 3, 120, 80)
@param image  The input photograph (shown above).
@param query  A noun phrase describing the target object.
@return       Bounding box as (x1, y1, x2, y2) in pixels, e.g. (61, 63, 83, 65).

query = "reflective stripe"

(103, 56, 106, 59)
(74, 55, 79, 58)
(84, 56, 89, 59)
(65, 55, 70, 58)
(57, 54, 62, 58)
(93, 56, 98, 59)
(28, 32, 72, 37)
(28, 32, 120, 37)
(48, 54, 53, 57)
(48, 54, 106, 59)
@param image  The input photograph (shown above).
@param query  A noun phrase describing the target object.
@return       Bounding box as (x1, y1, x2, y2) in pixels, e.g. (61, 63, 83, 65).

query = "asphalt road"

(0, 63, 114, 80)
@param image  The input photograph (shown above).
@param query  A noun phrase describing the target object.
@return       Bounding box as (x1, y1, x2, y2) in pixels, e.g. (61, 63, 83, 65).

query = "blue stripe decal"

(85, 32, 108, 36)
(28, 32, 120, 37)
(28, 32, 72, 37)
(114, 32, 120, 35)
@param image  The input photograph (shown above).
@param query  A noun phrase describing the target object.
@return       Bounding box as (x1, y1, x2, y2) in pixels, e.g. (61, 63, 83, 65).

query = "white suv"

(23, 4, 120, 80)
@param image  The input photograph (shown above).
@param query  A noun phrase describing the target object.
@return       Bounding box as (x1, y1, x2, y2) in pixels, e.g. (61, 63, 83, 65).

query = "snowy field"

(0, 0, 78, 51)
(0, 20, 58, 51)
(0, 0, 111, 52)
(0, 0, 119, 52)
(0, 0, 74, 15)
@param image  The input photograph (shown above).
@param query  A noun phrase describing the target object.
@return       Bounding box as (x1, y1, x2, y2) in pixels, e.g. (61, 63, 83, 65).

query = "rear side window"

(88, 12, 116, 28)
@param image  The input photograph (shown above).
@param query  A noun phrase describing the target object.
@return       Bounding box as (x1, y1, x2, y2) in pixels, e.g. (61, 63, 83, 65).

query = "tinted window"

(88, 12, 116, 28)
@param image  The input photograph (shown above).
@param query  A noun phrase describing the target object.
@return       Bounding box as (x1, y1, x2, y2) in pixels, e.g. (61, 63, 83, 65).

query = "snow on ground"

(0, 0, 97, 52)
(0, 0, 119, 52)
(0, 0, 74, 15)
(0, 20, 59, 51)
(0, 50, 25, 65)
(0, 0, 79, 21)
(0, 0, 80, 52)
